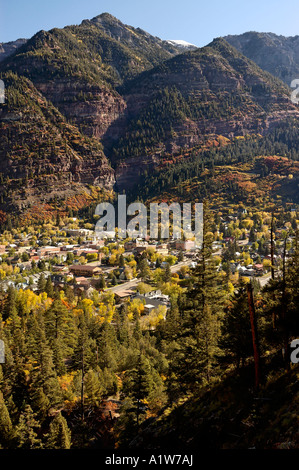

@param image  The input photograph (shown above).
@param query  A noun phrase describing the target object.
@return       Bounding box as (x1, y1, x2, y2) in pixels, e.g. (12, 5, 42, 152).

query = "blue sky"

(0, 0, 298, 45)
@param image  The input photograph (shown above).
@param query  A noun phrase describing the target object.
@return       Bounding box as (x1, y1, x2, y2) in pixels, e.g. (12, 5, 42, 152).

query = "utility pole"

(270, 213, 275, 280)
(81, 342, 85, 422)
(247, 283, 261, 390)
(282, 236, 290, 370)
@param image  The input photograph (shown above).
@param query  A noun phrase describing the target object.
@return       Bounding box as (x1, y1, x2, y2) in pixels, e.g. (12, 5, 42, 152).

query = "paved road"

(258, 273, 272, 288)
(107, 261, 273, 294)
(107, 260, 193, 293)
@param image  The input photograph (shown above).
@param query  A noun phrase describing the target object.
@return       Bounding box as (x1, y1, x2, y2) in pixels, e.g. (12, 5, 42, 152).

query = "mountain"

(0, 39, 27, 62)
(224, 32, 299, 85)
(112, 38, 298, 188)
(81, 12, 186, 62)
(0, 14, 189, 143)
(128, 364, 299, 450)
(0, 15, 298, 212)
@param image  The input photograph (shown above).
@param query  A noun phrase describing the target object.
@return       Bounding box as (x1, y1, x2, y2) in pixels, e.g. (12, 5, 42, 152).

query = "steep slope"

(0, 14, 186, 141)
(0, 28, 127, 141)
(112, 38, 298, 164)
(0, 39, 27, 62)
(80, 12, 185, 72)
(0, 72, 114, 214)
(224, 32, 299, 85)
(0, 17, 298, 202)
(127, 365, 299, 450)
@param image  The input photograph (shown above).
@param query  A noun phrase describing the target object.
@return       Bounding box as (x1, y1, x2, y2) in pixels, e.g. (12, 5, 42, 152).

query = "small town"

(0, 206, 297, 331)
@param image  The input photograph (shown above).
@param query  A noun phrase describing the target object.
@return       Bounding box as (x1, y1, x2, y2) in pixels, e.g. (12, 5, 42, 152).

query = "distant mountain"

(166, 40, 198, 50)
(224, 32, 299, 85)
(0, 39, 27, 62)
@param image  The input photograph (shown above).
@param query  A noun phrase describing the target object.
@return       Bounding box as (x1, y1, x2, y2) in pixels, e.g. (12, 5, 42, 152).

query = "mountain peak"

(89, 12, 120, 24)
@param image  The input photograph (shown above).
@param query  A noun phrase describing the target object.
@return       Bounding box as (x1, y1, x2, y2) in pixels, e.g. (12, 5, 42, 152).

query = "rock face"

(0, 74, 115, 213)
(115, 155, 161, 191)
(224, 32, 299, 85)
(0, 39, 27, 62)
(36, 80, 127, 141)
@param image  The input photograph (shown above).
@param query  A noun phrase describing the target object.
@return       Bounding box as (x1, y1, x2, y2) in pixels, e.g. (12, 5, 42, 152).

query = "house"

(240, 268, 255, 277)
(115, 289, 135, 303)
(144, 304, 156, 315)
(254, 264, 264, 276)
(51, 274, 66, 284)
(37, 247, 62, 257)
(175, 240, 195, 251)
(136, 291, 170, 309)
(125, 240, 148, 252)
(133, 246, 148, 255)
(69, 265, 102, 277)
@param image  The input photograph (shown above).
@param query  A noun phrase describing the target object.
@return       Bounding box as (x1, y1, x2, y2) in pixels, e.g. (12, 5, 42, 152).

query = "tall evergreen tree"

(220, 280, 253, 368)
(15, 405, 42, 449)
(46, 412, 71, 449)
(0, 391, 13, 448)
(169, 204, 225, 393)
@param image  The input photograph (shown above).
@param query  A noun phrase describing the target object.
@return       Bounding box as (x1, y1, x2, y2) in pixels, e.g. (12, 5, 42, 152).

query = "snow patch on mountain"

(166, 39, 197, 49)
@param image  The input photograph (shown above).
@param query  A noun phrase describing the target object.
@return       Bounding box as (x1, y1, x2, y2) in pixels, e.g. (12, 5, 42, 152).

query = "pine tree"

(0, 391, 13, 448)
(84, 369, 103, 407)
(37, 273, 46, 293)
(31, 334, 63, 409)
(15, 405, 42, 449)
(44, 298, 77, 357)
(220, 280, 253, 368)
(164, 263, 171, 283)
(169, 204, 225, 393)
(46, 412, 71, 449)
(31, 387, 50, 422)
(3, 285, 17, 320)
(45, 277, 54, 298)
(122, 354, 154, 427)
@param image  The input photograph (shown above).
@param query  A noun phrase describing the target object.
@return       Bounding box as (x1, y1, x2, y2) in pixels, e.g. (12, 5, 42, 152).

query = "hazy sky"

(0, 0, 298, 45)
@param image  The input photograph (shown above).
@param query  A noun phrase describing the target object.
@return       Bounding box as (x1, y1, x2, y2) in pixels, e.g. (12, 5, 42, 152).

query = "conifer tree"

(0, 391, 13, 448)
(45, 277, 54, 298)
(46, 412, 71, 449)
(31, 387, 50, 422)
(84, 369, 103, 407)
(15, 405, 42, 449)
(169, 204, 225, 393)
(37, 273, 46, 293)
(220, 280, 253, 368)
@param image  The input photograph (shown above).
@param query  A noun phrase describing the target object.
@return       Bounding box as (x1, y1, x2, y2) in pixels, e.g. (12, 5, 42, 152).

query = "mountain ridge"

(224, 31, 299, 85)
(0, 14, 298, 213)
